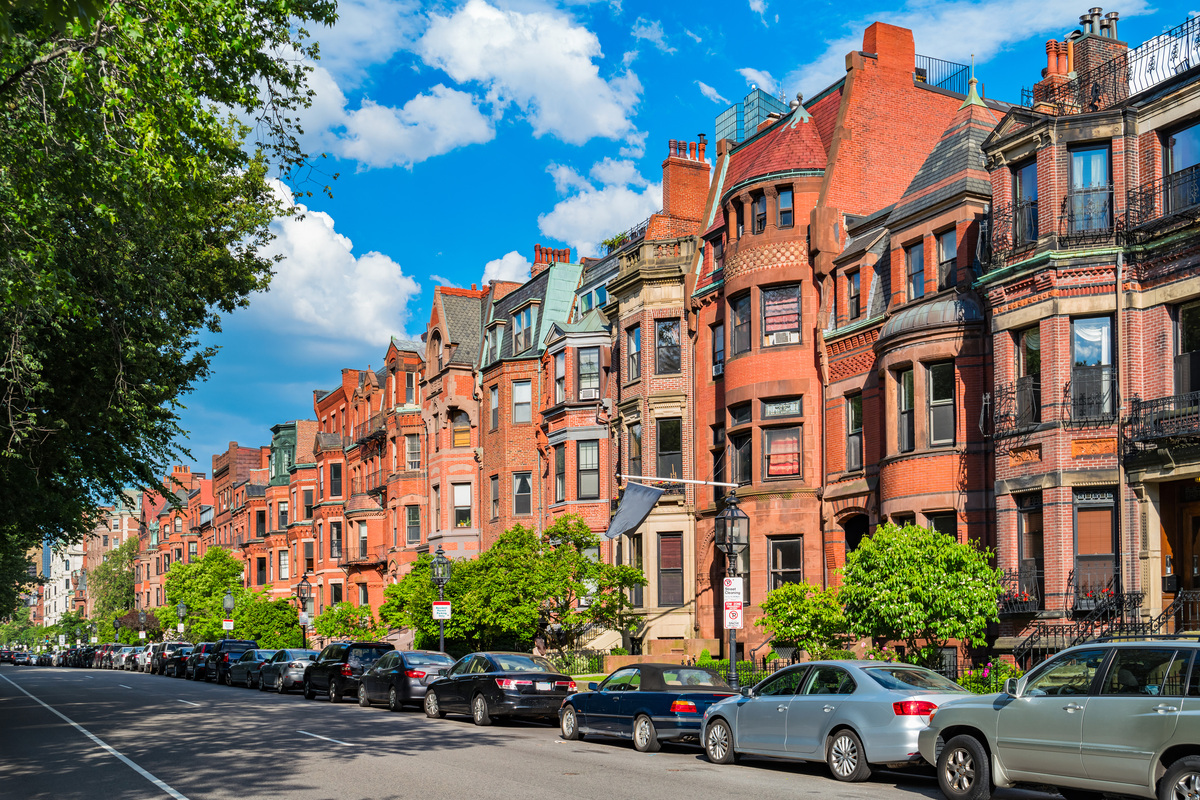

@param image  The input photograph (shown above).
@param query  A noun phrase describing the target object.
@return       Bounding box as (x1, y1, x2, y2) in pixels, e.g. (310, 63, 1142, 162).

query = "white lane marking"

(176, 700, 200, 707)
(119, 684, 132, 689)
(0, 673, 190, 800)
(297, 729, 351, 746)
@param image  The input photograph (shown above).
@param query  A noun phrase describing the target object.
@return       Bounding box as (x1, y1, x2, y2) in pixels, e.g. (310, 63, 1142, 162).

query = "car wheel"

(388, 686, 401, 713)
(224, 670, 234, 687)
(358, 684, 371, 708)
(1159, 755, 1200, 800)
(258, 673, 268, 692)
(329, 680, 343, 703)
(560, 705, 582, 740)
(246, 672, 254, 689)
(827, 729, 872, 782)
(277, 675, 287, 694)
(705, 718, 736, 764)
(633, 715, 660, 753)
(472, 694, 492, 726)
(937, 734, 993, 800)
(424, 690, 444, 719)
(303, 679, 316, 700)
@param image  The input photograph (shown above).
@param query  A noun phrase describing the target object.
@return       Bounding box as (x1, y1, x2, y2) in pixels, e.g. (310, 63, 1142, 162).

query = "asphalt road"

(0, 664, 1059, 800)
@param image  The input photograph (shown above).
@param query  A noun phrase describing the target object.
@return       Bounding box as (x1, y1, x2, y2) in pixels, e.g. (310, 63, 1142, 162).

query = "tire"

(560, 705, 582, 740)
(258, 673, 268, 692)
(358, 684, 371, 708)
(303, 679, 316, 700)
(633, 715, 660, 753)
(224, 670, 234, 687)
(1159, 755, 1200, 800)
(937, 734, 993, 800)
(705, 718, 736, 764)
(329, 680, 343, 703)
(277, 674, 287, 694)
(246, 672, 254, 689)
(472, 694, 492, 726)
(827, 729, 872, 782)
(388, 686, 401, 713)
(424, 690, 444, 718)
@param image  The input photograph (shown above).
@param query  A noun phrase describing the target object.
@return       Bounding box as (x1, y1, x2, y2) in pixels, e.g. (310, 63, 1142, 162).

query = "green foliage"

(380, 515, 646, 653)
(312, 602, 385, 641)
(0, 606, 36, 647)
(756, 581, 850, 659)
(163, 547, 267, 642)
(958, 660, 1022, 694)
(0, 0, 337, 618)
(824, 649, 856, 660)
(839, 522, 1003, 667)
(89, 536, 139, 619)
(609, 646, 629, 656)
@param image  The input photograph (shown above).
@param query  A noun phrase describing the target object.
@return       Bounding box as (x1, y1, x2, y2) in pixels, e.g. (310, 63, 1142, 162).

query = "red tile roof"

(720, 109, 827, 198)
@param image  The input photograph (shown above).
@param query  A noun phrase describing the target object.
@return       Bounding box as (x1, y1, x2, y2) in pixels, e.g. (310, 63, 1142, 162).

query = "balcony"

(992, 376, 1041, 437)
(1128, 391, 1200, 444)
(1125, 165, 1200, 241)
(1065, 365, 1116, 426)
(338, 543, 387, 568)
(351, 469, 387, 496)
(999, 566, 1046, 615)
(353, 412, 387, 444)
(1059, 186, 1114, 248)
(987, 199, 1038, 268)
(913, 54, 969, 95)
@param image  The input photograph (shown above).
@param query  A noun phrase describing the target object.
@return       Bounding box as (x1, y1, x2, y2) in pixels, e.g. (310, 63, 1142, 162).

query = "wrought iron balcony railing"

(992, 376, 1041, 437)
(1060, 186, 1114, 247)
(1128, 391, 1200, 443)
(353, 412, 387, 444)
(987, 199, 1038, 269)
(351, 469, 387, 495)
(338, 543, 387, 568)
(1066, 365, 1116, 425)
(1125, 164, 1200, 238)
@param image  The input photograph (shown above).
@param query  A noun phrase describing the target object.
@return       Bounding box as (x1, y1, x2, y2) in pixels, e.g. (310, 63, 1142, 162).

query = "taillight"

(670, 699, 698, 714)
(496, 678, 533, 690)
(892, 700, 938, 716)
(555, 680, 576, 692)
(341, 664, 353, 677)
(406, 669, 426, 679)
(291, 661, 306, 668)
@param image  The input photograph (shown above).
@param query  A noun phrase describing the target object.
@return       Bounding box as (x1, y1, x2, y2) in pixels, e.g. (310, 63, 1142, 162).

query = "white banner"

(432, 601, 452, 620)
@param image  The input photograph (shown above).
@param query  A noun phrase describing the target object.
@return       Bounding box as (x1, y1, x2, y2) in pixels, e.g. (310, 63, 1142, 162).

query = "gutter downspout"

(1116, 251, 1126, 597)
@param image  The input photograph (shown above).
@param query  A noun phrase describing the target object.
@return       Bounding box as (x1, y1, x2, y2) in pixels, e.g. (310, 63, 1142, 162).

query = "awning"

(603, 482, 664, 540)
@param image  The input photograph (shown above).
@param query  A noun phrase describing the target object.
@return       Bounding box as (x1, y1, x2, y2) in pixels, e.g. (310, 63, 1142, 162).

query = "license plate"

(536, 681, 552, 691)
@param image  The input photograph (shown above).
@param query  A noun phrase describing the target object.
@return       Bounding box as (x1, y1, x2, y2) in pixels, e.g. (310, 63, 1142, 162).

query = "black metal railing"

(338, 543, 386, 567)
(1126, 164, 1200, 235)
(602, 211, 658, 255)
(914, 54, 970, 94)
(988, 199, 1038, 268)
(1014, 586, 1147, 669)
(352, 469, 386, 495)
(1128, 391, 1200, 442)
(992, 376, 1042, 437)
(999, 566, 1046, 614)
(353, 412, 387, 444)
(1060, 186, 1114, 247)
(1147, 589, 1200, 634)
(1066, 365, 1116, 425)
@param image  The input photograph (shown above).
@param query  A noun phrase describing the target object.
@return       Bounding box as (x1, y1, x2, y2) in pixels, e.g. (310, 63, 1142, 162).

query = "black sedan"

(358, 650, 455, 711)
(559, 663, 735, 752)
(228, 649, 277, 689)
(164, 646, 193, 677)
(423, 652, 575, 725)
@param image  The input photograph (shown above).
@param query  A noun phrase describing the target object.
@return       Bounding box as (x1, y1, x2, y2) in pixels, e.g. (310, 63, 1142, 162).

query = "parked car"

(358, 650, 455, 711)
(304, 641, 394, 703)
(920, 640, 1200, 800)
(12, 651, 31, 666)
(150, 642, 192, 675)
(53, 650, 67, 666)
(702, 660, 970, 782)
(37, 652, 52, 666)
(185, 643, 216, 680)
(78, 646, 97, 667)
(134, 645, 154, 672)
(205, 639, 260, 685)
(118, 647, 139, 670)
(228, 649, 276, 689)
(164, 646, 194, 678)
(259, 649, 319, 693)
(0, 650, 12, 663)
(560, 663, 734, 751)
(423, 651, 575, 725)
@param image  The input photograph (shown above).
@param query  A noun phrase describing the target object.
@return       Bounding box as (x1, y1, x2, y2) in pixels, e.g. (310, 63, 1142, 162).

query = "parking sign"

(724, 601, 743, 629)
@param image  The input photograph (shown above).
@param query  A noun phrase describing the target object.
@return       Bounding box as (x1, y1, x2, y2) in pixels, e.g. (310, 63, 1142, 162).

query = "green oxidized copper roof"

(537, 261, 584, 348)
(878, 295, 983, 343)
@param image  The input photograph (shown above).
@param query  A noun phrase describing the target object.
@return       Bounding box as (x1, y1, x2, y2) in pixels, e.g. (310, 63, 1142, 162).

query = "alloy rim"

(707, 724, 729, 761)
(390, 688, 398, 709)
(562, 709, 576, 737)
(1173, 771, 1200, 800)
(277, 675, 284, 691)
(635, 719, 650, 748)
(830, 735, 858, 777)
(474, 697, 486, 722)
(329, 684, 337, 702)
(426, 693, 439, 715)
(360, 686, 367, 704)
(944, 748, 975, 793)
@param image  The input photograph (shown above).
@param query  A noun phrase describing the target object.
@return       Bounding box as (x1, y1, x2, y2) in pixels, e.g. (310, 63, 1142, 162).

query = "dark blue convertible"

(558, 663, 735, 752)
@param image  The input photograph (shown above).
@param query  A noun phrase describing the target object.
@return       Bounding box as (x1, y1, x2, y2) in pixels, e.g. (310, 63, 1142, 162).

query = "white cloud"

(311, 0, 424, 86)
(429, 274, 461, 287)
(631, 17, 676, 53)
(482, 251, 533, 284)
(737, 67, 778, 95)
(418, 0, 642, 145)
(623, 49, 639, 67)
(251, 181, 420, 347)
(685, 29, 703, 43)
(620, 130, 648, 158)
(548, 163, 591, 194)
(538, 161, 661, 257)
(697, 81, 729, 104)
(749, 0, 769, 25)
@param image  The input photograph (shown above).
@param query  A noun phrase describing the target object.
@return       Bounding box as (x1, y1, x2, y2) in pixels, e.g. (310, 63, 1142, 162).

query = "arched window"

(432, 334, 443, 371)
(452, 410, 470, 448)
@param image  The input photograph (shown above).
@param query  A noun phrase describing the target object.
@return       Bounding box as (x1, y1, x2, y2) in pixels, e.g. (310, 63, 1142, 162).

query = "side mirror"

(739, 686, 755, 698)
(1004, 677, 1021, 697)
(437, 668, 447, 677)
(587, 682, 599, 691)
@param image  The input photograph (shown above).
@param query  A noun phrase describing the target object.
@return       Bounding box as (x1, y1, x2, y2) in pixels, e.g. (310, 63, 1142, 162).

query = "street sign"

(722, 577, 744, 603)
(432, 601, 452, 620)
(57, 635, 65, 645)
(222, 619, 234, 630)
(138, 630, 146, 640)
(90, 636, 97, 644)
(723, 601, 743, 630)
(176, 623, 185, 633)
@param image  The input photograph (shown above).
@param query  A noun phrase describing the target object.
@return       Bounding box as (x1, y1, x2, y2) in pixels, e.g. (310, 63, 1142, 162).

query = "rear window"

(661, 668, 729, 688)
(492, 654, 556, 672)
(348, 647, 391, 667)
(408, 654, 455, 667)
(864, 666, 968, 693)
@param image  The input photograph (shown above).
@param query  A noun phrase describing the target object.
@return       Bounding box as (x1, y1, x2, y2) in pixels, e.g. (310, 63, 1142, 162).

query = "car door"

(734, 666, 807, 754)
(581, 668, 634, 733)
(311, 645, 341, 691)
(785, 665, 856, 755)
(1081, 647, 1186, 786)
(612, 668, 650, 736)
(364, 653, 395, 701)
(997, 647, 1108, 781)
(438, 655, 477, 710)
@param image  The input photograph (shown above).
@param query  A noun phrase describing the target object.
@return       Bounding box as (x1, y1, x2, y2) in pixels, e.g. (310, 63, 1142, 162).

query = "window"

(764, 427, 802, 478)
(906, 240, 925, 301)
(937, 230, 957, 290)
(927, 513, 956, 537)
(762, 285, 801, 345)
(303, 490, 313, 519)
(581, 292, 594, 313)
(578, 347, 600, 399)
(596, 285, 607, 306)
(512, 306, 535, 352)
(554, 352, 566, 403)
(1016, 493, 1045, 605)
(405, 371, 415, 405)
(406, 434, 420, 470)
(769, 536, 803, 589)
(358, 584, 369, 606)
(847, 271, 861, 320)
(731, 432, 752, 484)
(452, 410, 470, 448)
(175, 517, 183, 532)
(330, 521, 342, 560)
(898, 368, 915, 453)
(628, 424, 642, 477)
(489, 386, 499, 430)
(751, 193, 767, 233)
(578, 441, 600, 499)
(278, 501, 288, 530)
(405, 506, 420, 545)
(731, 294, 751, 355)
(1015, 326, 1042, 426)
(433, 334, 443, 372)
(278, 550, 289, 581)
(730, 403, 752, 427)
(256, 510, 266, 538)
(1072, 317, 1114, 420)
(490, 475, 500, 520)
(658, 533, 683, 606)
(1026, 649, 1107, 696)
(513, 472, 532, 515)
(627, 325, 641, 380)
(1013, 159, 1038, 245)
(763, 397, 802, 418)
(554, 445, 566, 502)
(928, 362, 955, 446)
(330, 583, 343, 605)
(712, 323, 725, 376)
(713, 425, 726, 503)
(778, 188, 794, 228)
(330, 463, 342, 497)
(512, 380, 531, 424)
(656, 419, 682, 484)
(1177, 301, 1200, 394)
(188, 541, 197, 560)
(1103, 648, 1186, 696)
(713, 240, 725, 272)
(846, 393, 863, 472)
(101, 534, 109, 547)
(1075, 490, 1116, 601)
(735, 201, 744, 238)
(1068, 145, 1111, 233)
(453, 483, 471, 528)
(655, 319, 681, 374)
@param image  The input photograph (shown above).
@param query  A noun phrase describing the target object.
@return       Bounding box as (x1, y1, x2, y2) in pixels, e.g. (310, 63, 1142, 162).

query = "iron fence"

(1066, 365, 1116, 425)
(914, 54, 970, 94)
(1060, 187, 1115, 247)
(992, 376, 1042, 437)
(1128, 390, 1200, 442)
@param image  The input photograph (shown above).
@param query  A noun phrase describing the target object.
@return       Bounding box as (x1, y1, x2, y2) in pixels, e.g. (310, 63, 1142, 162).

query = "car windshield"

(864, 666, 968, 692)
(661, 668, 729, 688)
(408, 654, 455, 667)
(492, 654, 556, 672)
(348, 647, 391, 667)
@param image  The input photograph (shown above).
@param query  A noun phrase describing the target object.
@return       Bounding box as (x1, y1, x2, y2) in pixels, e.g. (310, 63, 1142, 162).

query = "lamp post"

(74, 626, 80, 646)
(176, 602, 187, 639)
(714, 491, 750, 691)
(138, 610, 147, 641)
(223, 590, 235, 636)
(430, 545, 452, 653)
(295, 574, 311, 649)
(114, 617, 121, 644)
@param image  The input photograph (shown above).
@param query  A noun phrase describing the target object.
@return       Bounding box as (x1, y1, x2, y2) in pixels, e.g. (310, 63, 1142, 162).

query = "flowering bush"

(958, 660, 1023, 694)
(863, 645, 900, 662)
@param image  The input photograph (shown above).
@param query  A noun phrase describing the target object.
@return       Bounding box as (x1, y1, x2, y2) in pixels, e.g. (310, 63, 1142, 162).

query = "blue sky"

(174, 0, 1184, 473)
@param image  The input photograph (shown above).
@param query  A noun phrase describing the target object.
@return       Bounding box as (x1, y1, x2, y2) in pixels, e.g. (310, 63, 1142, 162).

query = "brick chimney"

(661, 137, 709, 223)
(531, 244, 571, 277)
(1072, 7, 1125, 77)
(861, 22, 916, 73)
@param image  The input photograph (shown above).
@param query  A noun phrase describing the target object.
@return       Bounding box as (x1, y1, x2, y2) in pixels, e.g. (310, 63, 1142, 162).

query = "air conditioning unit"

(770, 331, 800, 346)
(579, 388, 599, 400)
(712, 362, 724, 377)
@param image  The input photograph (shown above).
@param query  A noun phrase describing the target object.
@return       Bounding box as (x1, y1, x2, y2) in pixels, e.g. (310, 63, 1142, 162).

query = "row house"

(81, 489, 141, 618)
(136, 466, 205, 609)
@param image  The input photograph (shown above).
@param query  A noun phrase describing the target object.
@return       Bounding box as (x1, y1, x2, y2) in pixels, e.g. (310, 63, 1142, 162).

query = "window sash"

(848, 272, 860, 319)
(578, 347, 600, 395)
(731, 295, 751, 354)
(764, 426, 802, 478)
(405, 372, 415, 404)
(712, 323, 725, 365)
(763, 285, 801, 336)
(732, 433, 752, 484)
(768, 537, 803, 589)
(629, 424, 642, 477)
(658, 533, 684, 606)
(778, 189, 794, 228)
(490, 387, 499, 429)
(929, 363, 955, 445)
(452, 412, 470, 448)
(907, 241, 925, 300)
(627, 327, 641, 379)
(406, 434, 420, 470)
(555, 353, 566, 403)
(512, 381, 531, 424)
(846, 394, 863, 472)
(938, 231, 957, 290)
(452, 483, 471, 527)
(578, 441, 600, 499)
(898, 369, 915, 453)
(656, 419, 682, 482)
(554, 445, 566, 502)
(513, 472, 532, 515)
(405, 506, 420, 544)
(655, 320, 681, 374)
(490, 475, 500, 519)
(753, 194, 767, 233)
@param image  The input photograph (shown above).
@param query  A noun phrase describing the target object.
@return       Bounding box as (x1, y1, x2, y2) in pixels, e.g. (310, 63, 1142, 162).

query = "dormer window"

(432, 334, 443, 371)
(513, 306, 535, 352)
(485, 325, 500, 364)
(578, 347, 600, 400)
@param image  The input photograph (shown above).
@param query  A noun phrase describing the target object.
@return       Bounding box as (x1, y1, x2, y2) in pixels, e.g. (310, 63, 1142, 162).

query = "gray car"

(920, 639, 1200, 800)
(702, 660, 970, 782)
(258, 649, 318, 693)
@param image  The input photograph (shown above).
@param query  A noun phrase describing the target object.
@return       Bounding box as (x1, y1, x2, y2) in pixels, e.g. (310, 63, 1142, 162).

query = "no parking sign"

(723, 601, 743, 629)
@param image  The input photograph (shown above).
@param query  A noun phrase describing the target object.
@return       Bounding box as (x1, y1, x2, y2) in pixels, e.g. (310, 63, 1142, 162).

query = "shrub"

(958, 660, 1022, 694)
(610, 646, 629, 656)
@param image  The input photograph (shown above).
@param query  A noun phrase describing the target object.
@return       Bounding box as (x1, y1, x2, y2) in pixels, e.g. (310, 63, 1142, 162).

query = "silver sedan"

(258, 648, 318, 693)
(701, 660, 970, 782)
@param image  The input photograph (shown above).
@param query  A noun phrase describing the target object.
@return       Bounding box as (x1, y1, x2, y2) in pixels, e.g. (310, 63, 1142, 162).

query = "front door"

(734, 667, 806, 754)
(1163, 505, 1200, 631)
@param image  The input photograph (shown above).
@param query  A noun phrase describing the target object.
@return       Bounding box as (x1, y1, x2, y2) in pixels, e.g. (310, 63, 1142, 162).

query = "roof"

(719, 104, 826, 199)
(484, 261, 583, 366)
(878, 295, 983, 343)
(440, 291, 484, 365)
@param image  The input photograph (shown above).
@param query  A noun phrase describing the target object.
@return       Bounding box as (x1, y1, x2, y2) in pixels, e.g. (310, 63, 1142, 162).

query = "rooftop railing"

(914, 54, 970, 95)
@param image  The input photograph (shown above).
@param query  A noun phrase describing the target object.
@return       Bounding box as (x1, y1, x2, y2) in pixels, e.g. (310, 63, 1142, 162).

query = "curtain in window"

(763, 287, 800, 333)
(765, 427, 801, 477)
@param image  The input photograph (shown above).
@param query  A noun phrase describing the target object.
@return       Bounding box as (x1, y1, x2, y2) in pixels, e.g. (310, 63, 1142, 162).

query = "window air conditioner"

(579, 389, 599, 401)
(712, 362, 724, 377)
(770, 331, 800, 346)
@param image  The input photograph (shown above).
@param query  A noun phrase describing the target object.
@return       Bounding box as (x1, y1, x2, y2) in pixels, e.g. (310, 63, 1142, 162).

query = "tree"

(312, 602, 385, 642)
(0, 0, 337, 617)
(163, 547, 246, 641)
(839, 522, 1003, 667)
(88, 536, 138, 619)
(756, 582, 850, 659)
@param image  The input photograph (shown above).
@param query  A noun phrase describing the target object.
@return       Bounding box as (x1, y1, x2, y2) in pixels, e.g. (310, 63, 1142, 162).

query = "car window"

(1100, 648, 1185, 696)
(757, 667, 807, 696)
(348, 647, 390, 667)
(447, 655, 473, 676)
(600, 668, 639, 691)
(374, 653, 396, 670)
(662, 668, 728, 688)
(1026, 648, 1107, 696)
(804, 666, 856, 695)
(491, 654, 556, 672)
(468, 656, 492, 674)
(865, 666, 968, 693)
(238, 652, 255, 663)
(407, 653, 455, 668)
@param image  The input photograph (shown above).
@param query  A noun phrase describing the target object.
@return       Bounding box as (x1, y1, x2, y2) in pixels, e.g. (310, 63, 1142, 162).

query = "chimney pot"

(1079, 14, 1091, 33)
(1089, 7, 1103, 33)
(1105, 11, 1118, 39)
(698, 139, 707, 162)
(668, 139, 677, 158)
(689, 141, 697, 159)
(471, 284, 477, 291)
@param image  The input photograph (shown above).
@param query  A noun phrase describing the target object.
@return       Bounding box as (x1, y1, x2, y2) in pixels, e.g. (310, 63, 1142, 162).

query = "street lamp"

(176, 602, 187, 639)
(138, 610, 147, 642)
(715, 491, 750, 691)
(295, 574, 311, 649)
(74, 626, 80, 646)
(430, 545, 452, 653)
(223, 590, 235, 636)
(114, 617, 122, 643)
